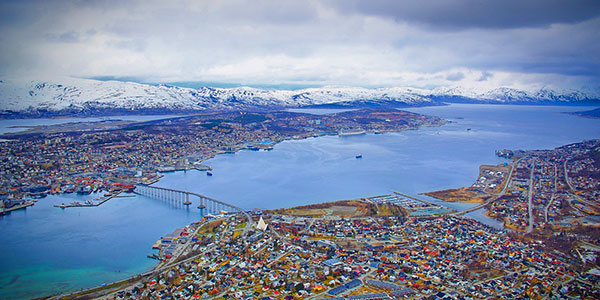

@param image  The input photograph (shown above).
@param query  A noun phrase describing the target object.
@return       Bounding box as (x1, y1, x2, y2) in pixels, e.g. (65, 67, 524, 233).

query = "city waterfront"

(0, 104, 599, 299)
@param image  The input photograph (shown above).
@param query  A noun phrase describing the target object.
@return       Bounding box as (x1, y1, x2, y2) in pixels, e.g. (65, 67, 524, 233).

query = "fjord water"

(0, 114, 184, 135)
(158, 104, 600, 210)
(0, 104, 599, 299)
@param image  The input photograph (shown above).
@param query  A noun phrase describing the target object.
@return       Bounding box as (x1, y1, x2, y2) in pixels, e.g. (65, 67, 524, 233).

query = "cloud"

(478, 71, 493, 82)
(446, 72, 465, 81)
(0, 0, 598, 93)
(331, 0, 600, 30)
(45, 31, 81, 43)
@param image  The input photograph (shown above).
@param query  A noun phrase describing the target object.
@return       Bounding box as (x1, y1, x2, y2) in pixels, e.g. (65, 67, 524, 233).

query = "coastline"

(7, 105, 600, 299)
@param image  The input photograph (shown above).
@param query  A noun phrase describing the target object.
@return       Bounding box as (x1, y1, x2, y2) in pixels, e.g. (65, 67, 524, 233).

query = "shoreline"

(32, 108, 600, 299)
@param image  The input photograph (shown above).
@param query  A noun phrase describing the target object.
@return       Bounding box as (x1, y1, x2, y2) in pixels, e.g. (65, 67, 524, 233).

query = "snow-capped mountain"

(0, 77, 434, 116)
(0, 77, 598, 117)
(431, 86, 598, 104)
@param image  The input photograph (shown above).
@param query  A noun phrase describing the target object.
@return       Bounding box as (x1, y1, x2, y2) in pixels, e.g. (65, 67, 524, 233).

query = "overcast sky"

(1, 0, 599, 91)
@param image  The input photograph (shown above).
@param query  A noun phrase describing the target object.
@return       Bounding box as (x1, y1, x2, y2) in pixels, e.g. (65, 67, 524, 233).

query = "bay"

(0, 104, 599, 299)
(0, 114, 185, 135)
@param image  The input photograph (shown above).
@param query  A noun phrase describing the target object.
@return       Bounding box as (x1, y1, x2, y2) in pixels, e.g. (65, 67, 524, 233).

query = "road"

(563, 159, 598, 209)
(544, 164, 557, 223)
(563, 159, 574, 190)
(526, 159, 536, 233)
(451, 158, 518, 217)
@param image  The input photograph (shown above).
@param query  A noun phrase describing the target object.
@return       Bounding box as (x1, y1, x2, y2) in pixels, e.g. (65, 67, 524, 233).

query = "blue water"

(158, 104, 600, 210)
(0, 104, 599, 299)
(0, 114, 186, 134)
(0, 193, 201, 299)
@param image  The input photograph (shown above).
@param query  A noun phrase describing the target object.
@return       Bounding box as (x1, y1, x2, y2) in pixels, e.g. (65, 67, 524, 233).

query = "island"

(0, 108, 444, 213)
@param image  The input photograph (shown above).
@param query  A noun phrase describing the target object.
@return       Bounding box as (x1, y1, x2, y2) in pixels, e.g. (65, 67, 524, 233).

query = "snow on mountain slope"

(0, 77, 597, 116)
(432, 86, 598, 103)
(0, 78, 434, 114)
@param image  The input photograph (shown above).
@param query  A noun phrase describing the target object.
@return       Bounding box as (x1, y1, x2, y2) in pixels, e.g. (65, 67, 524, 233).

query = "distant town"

(0, 108, 443, 213)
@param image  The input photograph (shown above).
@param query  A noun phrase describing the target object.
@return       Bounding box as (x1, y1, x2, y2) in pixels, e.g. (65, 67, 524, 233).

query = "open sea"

(0, 104, 599, 299)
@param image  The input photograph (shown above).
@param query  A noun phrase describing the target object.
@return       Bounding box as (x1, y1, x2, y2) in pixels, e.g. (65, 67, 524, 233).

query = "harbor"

(366, 192, 455, 217)
(52, 192, 132, 208)
(0, 201, 35, 215)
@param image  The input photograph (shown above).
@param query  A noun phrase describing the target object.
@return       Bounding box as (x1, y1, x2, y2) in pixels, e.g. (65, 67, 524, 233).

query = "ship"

(206, 171, 213, 176)
(355, 154, 363, 159)
(339, 130, 366, 137)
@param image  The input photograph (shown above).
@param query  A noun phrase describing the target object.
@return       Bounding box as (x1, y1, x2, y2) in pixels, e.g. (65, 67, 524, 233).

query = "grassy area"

(425, 187, 489, 203)
(233, 230, 243, 239)
(197, 219, 225, 234)
(268, 199, 406, 217)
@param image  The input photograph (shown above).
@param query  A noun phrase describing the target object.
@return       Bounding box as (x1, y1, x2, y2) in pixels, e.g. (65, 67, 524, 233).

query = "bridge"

(134, 184, 249, 219)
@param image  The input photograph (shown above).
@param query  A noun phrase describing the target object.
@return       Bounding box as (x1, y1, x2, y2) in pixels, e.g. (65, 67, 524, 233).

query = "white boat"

(339, 130, 366, 136)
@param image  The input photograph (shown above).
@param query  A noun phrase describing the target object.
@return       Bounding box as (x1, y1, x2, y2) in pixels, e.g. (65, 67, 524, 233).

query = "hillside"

(0, 77, 598, 118)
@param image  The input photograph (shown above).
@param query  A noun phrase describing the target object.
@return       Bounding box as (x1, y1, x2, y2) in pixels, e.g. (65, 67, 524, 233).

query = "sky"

(0, 0, 599, 92)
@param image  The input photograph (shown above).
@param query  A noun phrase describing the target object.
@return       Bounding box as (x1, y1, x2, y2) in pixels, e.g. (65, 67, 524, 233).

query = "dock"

(392, 192, 457, 217)
(395, 192, 440, 206)
(1, 201, 35, 214)
(53, 192, 127, 208)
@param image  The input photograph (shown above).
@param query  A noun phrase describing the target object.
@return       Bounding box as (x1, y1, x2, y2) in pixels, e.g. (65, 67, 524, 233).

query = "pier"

(53, 192, 122, 208)
(1, 201, 34, 214)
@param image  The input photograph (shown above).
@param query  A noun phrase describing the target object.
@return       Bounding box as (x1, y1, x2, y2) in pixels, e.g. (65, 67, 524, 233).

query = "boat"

(206, 172, 213, 176)
(466, 128, 472, 131)
(339, 130, 366, 137)
(104, 193, 112, 197)
(76, 186, 92, 195)
(355, 154, 363, 159)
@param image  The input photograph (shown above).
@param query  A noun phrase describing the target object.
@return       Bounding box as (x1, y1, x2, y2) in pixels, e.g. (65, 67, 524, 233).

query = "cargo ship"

(339, 130, 366, 136)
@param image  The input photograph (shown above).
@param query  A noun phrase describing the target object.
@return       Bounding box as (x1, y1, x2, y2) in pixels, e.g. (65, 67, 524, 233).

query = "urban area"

(76, 196, 599, 300)
(0, 108, 443, 213)
(2, 111, 600, 299)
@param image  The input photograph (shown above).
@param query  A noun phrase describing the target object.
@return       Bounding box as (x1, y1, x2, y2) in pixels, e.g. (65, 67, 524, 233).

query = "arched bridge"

(134, 185, 251, 223)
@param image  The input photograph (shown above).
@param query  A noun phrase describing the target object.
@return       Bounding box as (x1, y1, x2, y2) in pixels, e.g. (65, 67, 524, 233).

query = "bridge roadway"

(134, 184, 251, 218)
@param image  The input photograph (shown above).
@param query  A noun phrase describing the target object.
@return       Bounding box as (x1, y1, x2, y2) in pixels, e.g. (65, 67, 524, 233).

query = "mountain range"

(0, 77, 598, 117)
